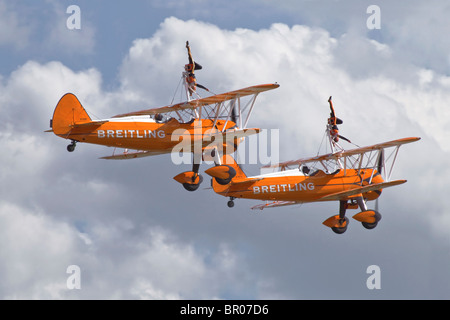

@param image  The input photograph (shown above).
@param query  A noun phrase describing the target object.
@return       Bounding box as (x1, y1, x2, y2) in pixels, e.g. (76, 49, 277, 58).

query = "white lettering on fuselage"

(253, 183, 314, 194)
(97, 130, 165, 139)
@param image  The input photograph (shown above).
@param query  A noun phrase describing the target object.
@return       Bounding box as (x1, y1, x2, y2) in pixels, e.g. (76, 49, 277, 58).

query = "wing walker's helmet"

(155, 113, 163, 122)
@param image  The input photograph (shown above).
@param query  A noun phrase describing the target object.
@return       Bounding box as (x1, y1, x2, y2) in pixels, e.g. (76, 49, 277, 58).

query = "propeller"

(375, 149, 384, 212)
(377, 149, 384, 176)
(231, 105, 237, 125)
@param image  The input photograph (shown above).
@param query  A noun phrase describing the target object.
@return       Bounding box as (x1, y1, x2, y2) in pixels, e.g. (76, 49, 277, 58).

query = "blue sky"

(1, 0, 450, 299)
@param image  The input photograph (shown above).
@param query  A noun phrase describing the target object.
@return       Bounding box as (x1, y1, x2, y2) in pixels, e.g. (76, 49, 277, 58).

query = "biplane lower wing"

(207, 128, 261, 143)
(100, 150, 171, 160)
(250, 180, 406, 210)
(319, 180, 407, 201)
(251, 201, 300, 210)
(101, 128, 261, 160)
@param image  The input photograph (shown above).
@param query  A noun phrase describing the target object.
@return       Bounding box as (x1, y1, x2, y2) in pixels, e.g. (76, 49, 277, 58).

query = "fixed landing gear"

(332, 217, 349, 234)
(227, 197, 235, 208)
(355, 210, 382, 230)
(326, 200, 350, 234)
(67, 140, 77, 152)
(182, 174, 203, 192)
(176, 156, 204, 192)
(362, 221, 378, 230)
(324, 197, 382, 234)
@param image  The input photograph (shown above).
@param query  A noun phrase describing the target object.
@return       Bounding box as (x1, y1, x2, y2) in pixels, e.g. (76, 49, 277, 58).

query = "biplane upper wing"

(111, 83, 279, 118)
(262, 137, 421, 169)
(262, 152, 337, 169)
(338, 137, 420, 157)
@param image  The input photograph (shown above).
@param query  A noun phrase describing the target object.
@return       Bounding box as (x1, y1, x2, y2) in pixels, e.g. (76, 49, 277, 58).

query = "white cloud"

(0, 61, 104, 131)
(0, 202, 82, 299)
(119, 17, 450, 155)
(0, 201, 256, 299)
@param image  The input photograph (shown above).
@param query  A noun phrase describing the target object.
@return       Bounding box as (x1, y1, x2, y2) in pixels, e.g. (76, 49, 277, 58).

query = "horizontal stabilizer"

(319, 180, 406, 201)
(70, 120, 109, 129)
(231, 177, 264, 186)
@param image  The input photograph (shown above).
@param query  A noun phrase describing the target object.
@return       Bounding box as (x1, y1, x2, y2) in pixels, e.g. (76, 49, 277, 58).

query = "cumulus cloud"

(1, 15, 449, 299)
(0, 202, 83, 299)
(119, 17, 449, 155)
(0, 202, 255, 299)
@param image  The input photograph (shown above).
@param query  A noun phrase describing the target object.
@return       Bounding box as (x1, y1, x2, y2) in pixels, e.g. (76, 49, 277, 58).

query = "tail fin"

(51, 93, 91, 136)
(208, 154, 249, 195)
(221, 154, 247, 180)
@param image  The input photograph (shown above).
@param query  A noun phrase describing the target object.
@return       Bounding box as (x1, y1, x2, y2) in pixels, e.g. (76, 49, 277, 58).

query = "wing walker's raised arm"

(327, 96, 351, 151)
(184, 41, 208, 98)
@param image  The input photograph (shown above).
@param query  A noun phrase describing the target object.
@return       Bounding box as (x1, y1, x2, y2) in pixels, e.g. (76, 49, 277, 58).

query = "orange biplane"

(47, 42, 279, 191)
(206, 97, 420, 234)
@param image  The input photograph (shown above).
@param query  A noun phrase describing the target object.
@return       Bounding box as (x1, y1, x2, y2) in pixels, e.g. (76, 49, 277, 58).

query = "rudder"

(51, 93, 91, 136)
(209, 154, 247, 195)
(220, 154, 247, 180)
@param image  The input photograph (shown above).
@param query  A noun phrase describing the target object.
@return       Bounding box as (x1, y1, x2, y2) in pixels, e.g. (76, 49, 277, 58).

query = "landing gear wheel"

(181, 174, 203, 192)
(331, 217, 349, 234)
(362, 221, 378, 230)
(67, 140, 77, 152)
(360, 211, 381, 230)
(227, 197, 235, 208)
(216, 177, 232, 185)
(67, 141, 77, 152)
(182, 183, 200, 192)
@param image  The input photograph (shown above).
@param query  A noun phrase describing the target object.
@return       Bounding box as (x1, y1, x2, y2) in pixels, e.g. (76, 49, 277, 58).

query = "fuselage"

(57, 117, 239, 154)
(213, 168, 384, 203)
